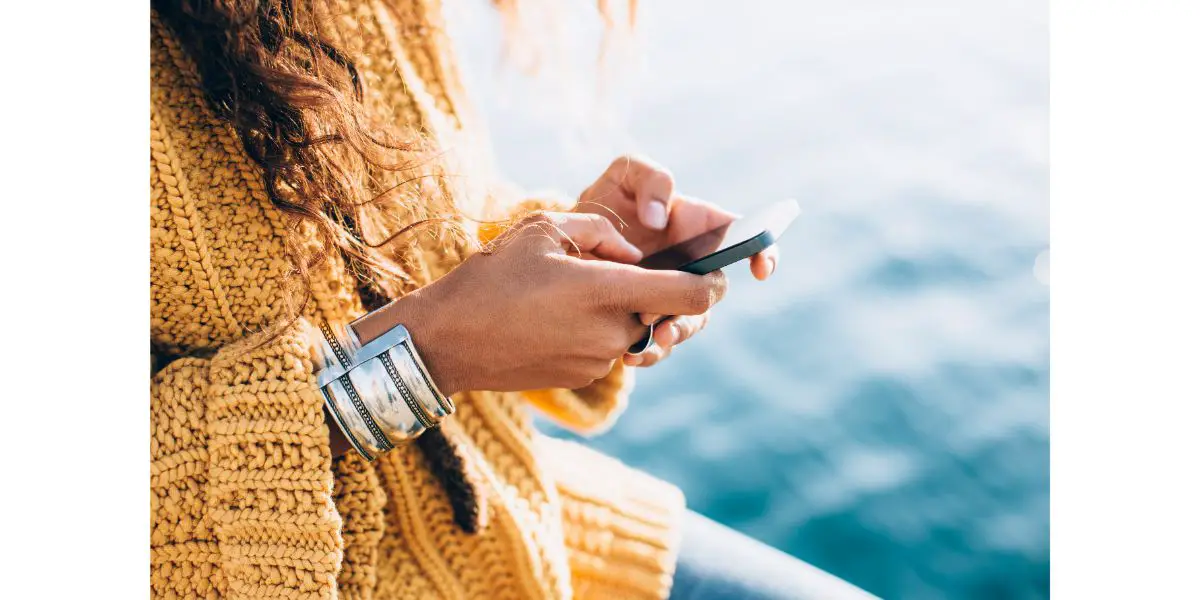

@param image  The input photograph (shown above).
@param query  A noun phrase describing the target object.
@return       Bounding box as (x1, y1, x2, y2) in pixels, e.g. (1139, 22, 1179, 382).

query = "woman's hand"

(353, 212, 727, 394)
(574, 155, 780, 367)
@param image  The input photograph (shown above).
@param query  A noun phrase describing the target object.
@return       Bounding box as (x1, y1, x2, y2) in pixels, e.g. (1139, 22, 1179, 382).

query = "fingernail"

(670, 323, 682, 343)
(641, 200, 668, 230)
(625, 354, 643, 366)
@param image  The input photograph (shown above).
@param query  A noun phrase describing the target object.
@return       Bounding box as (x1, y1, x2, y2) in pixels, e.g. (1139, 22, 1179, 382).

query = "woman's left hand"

(574, 155, 780, 367)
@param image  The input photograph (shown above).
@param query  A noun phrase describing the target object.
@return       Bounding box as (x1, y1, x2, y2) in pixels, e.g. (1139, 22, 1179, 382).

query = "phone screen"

(636, 199, 798, 271)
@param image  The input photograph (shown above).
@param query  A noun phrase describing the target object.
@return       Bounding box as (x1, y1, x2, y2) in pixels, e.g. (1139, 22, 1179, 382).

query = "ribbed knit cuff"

(330, 452, 387, 600)
(205, 319, 342, 599)
(151, 358, 218, 599)
(537, 436, 686, 600)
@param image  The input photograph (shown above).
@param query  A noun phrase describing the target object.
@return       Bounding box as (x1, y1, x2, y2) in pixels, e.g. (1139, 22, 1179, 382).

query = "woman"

(149, 1, 871, 598)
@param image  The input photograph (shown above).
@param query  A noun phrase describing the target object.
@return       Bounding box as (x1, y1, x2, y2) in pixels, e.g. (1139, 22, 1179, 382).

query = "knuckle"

(709, 271, 728, 293)
(673, 317, 694, 342)
(604, 155, 634, 181)
(586, 213, 615, 234)
(608, 154, 672, 186)
(510, 213, 557, 245)
(604, 333, 629, 357)
(686, 282, 715, 314)
(521, 212, 554, 227)
(566, 372, 598, 390)
(647, 168, 675, 191)
(610, 153, 638, 171)
(706, 272, 728, 303)
(597, 322, 635, 355)
(590, 360, 616, 380)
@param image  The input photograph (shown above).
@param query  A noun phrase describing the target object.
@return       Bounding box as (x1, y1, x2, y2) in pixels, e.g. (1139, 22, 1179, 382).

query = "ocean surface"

(447, 1, 1049, 598)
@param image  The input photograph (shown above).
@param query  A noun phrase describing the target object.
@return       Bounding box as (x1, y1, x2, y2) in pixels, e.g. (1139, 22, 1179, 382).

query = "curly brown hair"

(154, 0, 634, 536)
(155, 0, 465, 314)
(154, 0, 486, 532)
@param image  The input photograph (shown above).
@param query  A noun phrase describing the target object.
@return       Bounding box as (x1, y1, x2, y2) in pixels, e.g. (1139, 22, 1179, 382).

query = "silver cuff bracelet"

(313, 319, 454, 462)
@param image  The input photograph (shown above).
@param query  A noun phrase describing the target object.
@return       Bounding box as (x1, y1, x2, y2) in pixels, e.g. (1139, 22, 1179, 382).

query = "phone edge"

(679, 230, 776, 275)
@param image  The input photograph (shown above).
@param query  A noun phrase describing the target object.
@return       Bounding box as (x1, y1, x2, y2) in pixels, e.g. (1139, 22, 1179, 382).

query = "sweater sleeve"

(479, 193, 637, 434)
(151, 318, 344, 600)
(537, 435, 686, 600)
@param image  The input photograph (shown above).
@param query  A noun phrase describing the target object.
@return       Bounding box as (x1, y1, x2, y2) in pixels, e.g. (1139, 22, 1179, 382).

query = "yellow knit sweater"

(149, 2, 685, 598)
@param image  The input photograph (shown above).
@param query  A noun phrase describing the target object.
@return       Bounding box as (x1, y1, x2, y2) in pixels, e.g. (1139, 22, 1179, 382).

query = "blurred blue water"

(449, 1, 1048, 598)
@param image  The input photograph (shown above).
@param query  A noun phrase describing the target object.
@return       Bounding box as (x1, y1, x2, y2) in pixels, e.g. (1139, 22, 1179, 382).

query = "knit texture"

(149, 2, 685, 599)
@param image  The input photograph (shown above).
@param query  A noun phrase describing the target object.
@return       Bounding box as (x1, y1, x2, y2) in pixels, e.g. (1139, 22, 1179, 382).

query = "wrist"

(323, 404, 355, 457)
(350, 285, 467, 396)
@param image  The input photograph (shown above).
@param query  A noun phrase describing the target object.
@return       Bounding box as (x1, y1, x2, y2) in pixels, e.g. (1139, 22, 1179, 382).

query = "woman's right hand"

(354, 212, 727, 394)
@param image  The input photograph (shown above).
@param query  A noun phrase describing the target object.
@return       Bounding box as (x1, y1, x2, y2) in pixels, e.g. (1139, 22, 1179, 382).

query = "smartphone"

(628, 199, 800, 354)
(636, 198, 800, 274)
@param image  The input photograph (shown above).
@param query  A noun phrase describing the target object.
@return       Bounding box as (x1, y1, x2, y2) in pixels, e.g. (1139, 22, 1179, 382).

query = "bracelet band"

(379, 350, 435, 429)
(346, 350, 426, 444)
(318, 320, 355, 369)
(315, 321, 390, 459)
(311, 319, 454, 462)
(320, 382, 377, 461)
(395, 338, 456, 416)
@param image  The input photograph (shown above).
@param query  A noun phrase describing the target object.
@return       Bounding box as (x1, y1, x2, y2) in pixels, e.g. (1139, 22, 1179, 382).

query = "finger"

(749, 245, 780, 281)
(652, 316, 682, 347)
(548, 213, 643, 264)
(603, 155, 675, 231)
(607, 266, 728, 316)
(681, 313, 711, 344)
(641, 343, 672, 367)
(670, 195, 739, 234)
(652, 313, 709, 347)
(625, 342, 670, 368)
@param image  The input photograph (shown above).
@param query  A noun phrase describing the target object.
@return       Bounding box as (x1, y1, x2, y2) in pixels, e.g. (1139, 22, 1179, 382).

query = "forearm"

(348, 285, 466, 396)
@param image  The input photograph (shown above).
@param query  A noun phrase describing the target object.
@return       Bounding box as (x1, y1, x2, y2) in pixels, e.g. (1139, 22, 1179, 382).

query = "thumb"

(607, 265, 728, 316)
